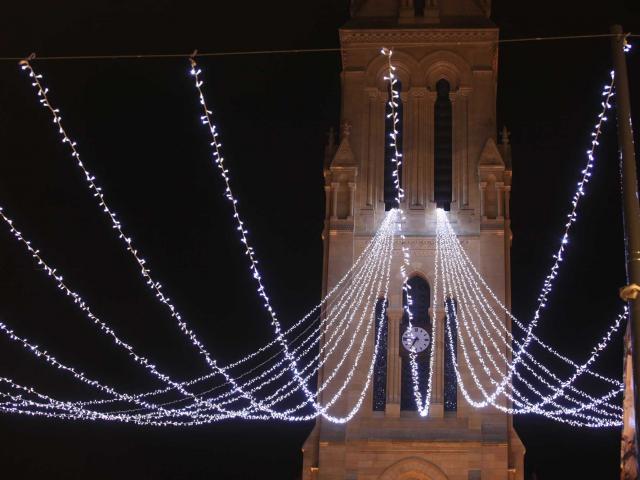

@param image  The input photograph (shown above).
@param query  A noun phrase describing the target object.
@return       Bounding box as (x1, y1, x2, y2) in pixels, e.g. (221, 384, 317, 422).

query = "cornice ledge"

(340, 29, 499, 45)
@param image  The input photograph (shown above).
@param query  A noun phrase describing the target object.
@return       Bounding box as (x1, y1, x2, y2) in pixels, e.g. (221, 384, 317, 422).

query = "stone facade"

(303, 1, 525, 478)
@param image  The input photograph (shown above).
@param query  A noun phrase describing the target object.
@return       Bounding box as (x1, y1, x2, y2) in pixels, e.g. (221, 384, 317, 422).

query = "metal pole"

(611, 24, 640, 465)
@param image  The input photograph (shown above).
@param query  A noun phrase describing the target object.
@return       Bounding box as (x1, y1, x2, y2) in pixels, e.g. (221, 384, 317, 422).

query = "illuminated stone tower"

(303, 1, 525, 478)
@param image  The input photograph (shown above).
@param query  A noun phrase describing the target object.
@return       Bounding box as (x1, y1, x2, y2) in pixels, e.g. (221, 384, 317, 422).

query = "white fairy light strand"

(382, 47, 437, 417)
(0, 214, 396, 424)
(189, 57, 343, 420)
(18, 60, 227, 380)
(438, 212, 623, 423)
(505, 72, 617, 374)
(0, 181, 374, 418)
(17, 58, 398, 422)
(437, 210, 622, 426)
(80, 211, 394, 412)
(441, 213, 623, 417)
(0, 191, 396, 422)
(430, 71, 621, 416)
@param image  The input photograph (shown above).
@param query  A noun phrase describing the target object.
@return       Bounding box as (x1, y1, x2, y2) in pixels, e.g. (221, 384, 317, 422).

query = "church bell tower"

(303, 1, 525, 478)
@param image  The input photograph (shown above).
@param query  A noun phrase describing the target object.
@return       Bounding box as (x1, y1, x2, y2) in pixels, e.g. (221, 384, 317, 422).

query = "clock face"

(402, 326, 430, 353)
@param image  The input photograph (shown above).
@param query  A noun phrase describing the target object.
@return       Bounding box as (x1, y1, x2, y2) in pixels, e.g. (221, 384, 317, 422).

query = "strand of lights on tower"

(382, 48, 438, 418)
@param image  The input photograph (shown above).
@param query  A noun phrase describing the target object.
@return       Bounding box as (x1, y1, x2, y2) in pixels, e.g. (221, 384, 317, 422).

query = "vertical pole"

(611, 24, 640, 474)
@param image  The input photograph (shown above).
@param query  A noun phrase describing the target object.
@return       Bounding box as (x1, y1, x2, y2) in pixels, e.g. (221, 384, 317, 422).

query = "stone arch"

(404, 270, 433, 305)
(378, 457, 449, 480)
(365, 50, 419, 91)
(406, 269, 430, 282)
(403, 270, 436, 305)
(419, 50, 473, 92)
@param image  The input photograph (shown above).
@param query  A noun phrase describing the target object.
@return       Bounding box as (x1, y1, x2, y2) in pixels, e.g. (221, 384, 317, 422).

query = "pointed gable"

(331, 123, 357, 168)
(478, 137, 505, 168)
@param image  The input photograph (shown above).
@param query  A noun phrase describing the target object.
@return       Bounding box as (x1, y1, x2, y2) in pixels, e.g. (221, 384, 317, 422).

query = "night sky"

(0, 1, 639, 479)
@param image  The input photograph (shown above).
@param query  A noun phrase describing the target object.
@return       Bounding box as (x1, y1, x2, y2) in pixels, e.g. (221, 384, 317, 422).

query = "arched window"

(400, 276, 432, 411)
(444, 298, 458, 412)
(434, 79, 452, 211)
(373, 298, 388, 412)
(384, 80, 403, 211)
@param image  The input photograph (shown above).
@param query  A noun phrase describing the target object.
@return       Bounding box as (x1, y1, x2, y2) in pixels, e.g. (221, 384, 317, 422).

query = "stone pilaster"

(385, 309, 403, 417)
(331, 182, 339, 220)
(496, 181, 505, 219)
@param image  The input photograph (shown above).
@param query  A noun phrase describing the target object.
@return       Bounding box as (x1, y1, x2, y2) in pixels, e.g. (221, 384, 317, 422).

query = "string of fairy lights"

(0, 46, 632, 427)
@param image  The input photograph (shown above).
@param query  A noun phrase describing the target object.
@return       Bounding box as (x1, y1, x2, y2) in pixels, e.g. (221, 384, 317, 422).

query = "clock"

(401, 326, 430, 353)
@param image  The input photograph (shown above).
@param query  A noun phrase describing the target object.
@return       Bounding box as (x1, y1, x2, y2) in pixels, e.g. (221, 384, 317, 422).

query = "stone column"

(426, 91, 436, 204)
(479, 181, 487, 219)
(496, 181, 505, 219)
(324, 185, 331, 219)
(331, 182, 339, 220)
(450, 93, 458, 211)
(363, 88, 384, 209)
(431, 307, 444, 418)
(375, 91, 388, 209)
(454, 88, 471, 207)
(504, 185, 511, 219)
(407, 87, 427, 208)
(385, 310, 403, 417)
(347, 182, 356, 220)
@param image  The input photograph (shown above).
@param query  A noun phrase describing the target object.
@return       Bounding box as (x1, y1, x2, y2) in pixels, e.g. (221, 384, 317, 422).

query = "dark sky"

(0, 1, 639, 479)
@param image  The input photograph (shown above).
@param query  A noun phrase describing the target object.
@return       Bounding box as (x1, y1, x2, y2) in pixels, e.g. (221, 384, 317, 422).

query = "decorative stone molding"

(363, 48, 475, 91)
(378, 457, 450, 480)
(365, 50, 419, 90)
(392, 237, 472, 250)
(340, 29, 498, 45)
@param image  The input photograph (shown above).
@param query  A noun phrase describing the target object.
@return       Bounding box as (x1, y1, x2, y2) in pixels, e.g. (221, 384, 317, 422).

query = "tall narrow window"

(434, 79, 452, 210)
(414, 0, 425, 16)
(373, 298, 388, 412)
(444, 298, 458, 412)
(400, 276, 432, 411)
(384, 80, 403, 211)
